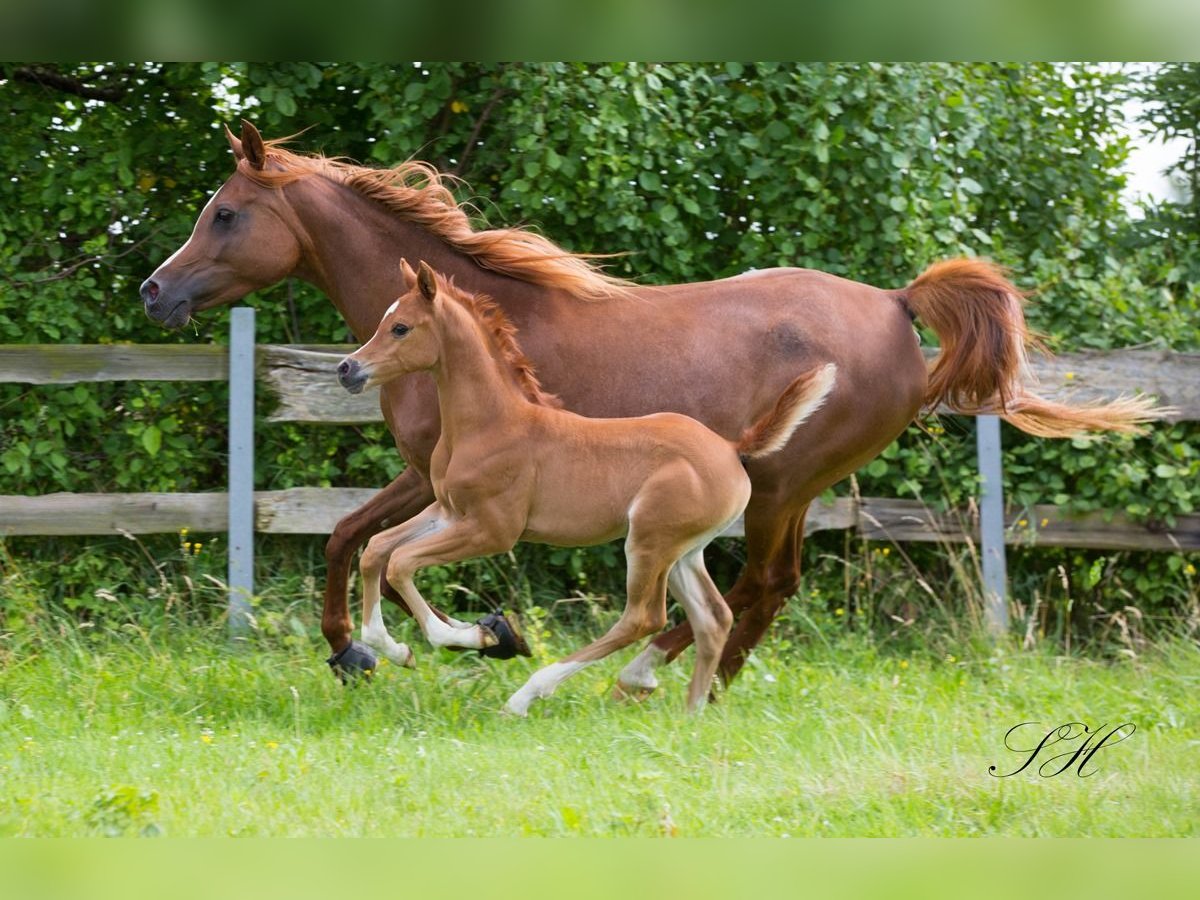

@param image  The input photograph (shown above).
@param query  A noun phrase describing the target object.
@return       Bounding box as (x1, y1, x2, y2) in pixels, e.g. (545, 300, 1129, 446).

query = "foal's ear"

(399, 258, 417, 289)
(240, 120, 266, 171)
(224, 123, 244, 161)
(417, 261, 437, 302)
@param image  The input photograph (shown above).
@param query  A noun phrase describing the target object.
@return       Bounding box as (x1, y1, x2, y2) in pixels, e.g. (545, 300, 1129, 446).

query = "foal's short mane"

(438, 274, 563, 408)
(239, 140, 633, 301)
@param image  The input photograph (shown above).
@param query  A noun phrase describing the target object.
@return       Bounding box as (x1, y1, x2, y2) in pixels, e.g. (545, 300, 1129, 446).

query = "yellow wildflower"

(1065, 372, 1075, 380)
(265, 741, 279, 750)
(450, 100, 469, 114)
(835, 607, 845, 616)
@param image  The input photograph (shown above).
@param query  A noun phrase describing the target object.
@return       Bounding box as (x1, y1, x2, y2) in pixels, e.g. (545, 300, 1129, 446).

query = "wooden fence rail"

(3, 342, 1198, 421)
(4, 489, 1198, 550)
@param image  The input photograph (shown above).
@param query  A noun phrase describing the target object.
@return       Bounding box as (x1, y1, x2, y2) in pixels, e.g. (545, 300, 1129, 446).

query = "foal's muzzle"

(337, 357, 369, 394)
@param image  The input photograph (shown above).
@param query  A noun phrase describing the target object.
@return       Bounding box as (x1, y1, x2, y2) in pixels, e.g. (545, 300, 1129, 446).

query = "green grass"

(1, 615, 1197, 837)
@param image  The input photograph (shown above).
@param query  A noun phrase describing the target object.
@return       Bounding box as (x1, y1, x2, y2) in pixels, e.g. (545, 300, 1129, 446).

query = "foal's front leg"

(382, 514, 519, 651)
(358, 503, 453, 667)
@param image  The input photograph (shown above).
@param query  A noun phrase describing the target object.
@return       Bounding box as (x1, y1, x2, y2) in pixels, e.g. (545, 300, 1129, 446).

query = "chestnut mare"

(141, 122, 1156, 693)
(336, 260, 837, 712)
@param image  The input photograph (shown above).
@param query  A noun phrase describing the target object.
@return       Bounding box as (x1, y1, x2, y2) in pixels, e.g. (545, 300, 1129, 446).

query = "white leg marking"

(361, 599, 414, 668)
(414, 603, 497, 650)
(617, 643, 667, 693)
(503, 661, 590, 716)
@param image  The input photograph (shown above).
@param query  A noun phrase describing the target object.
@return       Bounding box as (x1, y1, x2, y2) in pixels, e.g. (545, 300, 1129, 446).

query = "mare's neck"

(430, 300, 531, 448)
(286, 178, 554, 342)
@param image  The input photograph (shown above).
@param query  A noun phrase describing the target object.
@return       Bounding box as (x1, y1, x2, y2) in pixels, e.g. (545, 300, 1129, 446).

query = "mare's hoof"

(477, 610, 531, 660)
(327, 639, 378, 683)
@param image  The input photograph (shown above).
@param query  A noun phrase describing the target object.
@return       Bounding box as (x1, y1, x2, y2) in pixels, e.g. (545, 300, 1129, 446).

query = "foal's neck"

(431, 300, 532, 448)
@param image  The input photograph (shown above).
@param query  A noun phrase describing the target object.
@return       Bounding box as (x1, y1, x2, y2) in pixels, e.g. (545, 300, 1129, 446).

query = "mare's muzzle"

(140, 277, 191, 329)
(337, 357, 369, 394)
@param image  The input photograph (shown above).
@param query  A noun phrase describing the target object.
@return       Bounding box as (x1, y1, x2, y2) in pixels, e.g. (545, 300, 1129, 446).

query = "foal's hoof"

(326, 640, 378, 683)
(612, 681, 656, 704)
(477, 610, 532, 660)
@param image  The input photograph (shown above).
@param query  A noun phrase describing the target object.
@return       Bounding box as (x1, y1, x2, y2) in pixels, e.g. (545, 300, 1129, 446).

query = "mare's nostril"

(337, 360, 351, 376)
(140, 279, 160, 306)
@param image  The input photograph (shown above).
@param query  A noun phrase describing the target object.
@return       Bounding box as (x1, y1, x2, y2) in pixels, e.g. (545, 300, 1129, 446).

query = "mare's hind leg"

(716, 507, 808, 684)
(504, 546, 672, 716)
(617, 500, 807, 696)
(666, 549, 733, 712)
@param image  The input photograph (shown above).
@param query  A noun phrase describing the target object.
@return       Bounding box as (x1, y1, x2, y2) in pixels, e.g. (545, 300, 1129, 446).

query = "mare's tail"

(901, 259, 1160, 438)
(736, 363, 838, 461)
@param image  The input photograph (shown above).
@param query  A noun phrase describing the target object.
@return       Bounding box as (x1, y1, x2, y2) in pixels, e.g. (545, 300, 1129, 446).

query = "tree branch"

(11, 65, 128, 103)
(452, 83, 511, 178)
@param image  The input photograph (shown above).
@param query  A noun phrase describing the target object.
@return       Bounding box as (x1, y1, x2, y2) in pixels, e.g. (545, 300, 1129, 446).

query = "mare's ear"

(417, 261, 437, 302)
(240, 120, 266, 171)
(399, 259, 417, 290)
(224, 123, 244, 161)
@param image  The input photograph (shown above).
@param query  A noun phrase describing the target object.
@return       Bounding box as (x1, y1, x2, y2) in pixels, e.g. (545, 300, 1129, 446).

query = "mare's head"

(140, 121, 303, 329)
(337, 260, 442, 394)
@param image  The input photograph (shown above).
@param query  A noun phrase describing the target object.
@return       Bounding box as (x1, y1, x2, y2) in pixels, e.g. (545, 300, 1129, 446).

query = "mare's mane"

(239, 140, 632, 302)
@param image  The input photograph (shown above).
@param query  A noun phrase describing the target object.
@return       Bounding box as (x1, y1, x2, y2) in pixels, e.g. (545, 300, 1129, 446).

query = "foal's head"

(337, 260, 442, 394)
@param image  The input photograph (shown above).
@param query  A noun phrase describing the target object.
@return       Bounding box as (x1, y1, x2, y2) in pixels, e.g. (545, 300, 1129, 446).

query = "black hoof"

(327, 639, 378, 683)
(477, 611, 531, 660)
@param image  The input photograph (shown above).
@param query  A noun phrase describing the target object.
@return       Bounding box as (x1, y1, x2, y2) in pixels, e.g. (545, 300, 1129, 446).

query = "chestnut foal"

(337, 261, 837, 713)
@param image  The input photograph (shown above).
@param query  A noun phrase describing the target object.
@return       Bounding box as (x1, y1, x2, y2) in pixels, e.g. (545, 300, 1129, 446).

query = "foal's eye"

(214, 207, 236, 224)
(391, 323, 410, 338)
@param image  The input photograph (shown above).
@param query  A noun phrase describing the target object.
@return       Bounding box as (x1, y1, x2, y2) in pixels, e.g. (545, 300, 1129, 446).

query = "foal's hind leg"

(618, 500, 805, 696)
(667, 549, 733, 712)
(504, 547, 672, 716)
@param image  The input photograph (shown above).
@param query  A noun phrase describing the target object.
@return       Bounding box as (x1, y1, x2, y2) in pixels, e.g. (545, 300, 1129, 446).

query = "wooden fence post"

(976, 414, 1009, 635)
(227, 308, 255, 634)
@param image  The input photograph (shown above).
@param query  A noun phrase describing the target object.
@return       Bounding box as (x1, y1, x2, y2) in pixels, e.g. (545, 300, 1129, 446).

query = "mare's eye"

(391, 323, 410, 338)
(214, 207, 236, 224)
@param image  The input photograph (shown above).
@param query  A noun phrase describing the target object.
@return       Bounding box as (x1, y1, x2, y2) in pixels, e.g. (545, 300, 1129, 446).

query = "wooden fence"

(2, 313, 1198, 627)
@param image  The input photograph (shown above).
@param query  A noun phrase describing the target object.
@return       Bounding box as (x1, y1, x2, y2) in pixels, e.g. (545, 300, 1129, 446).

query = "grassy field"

(1, 611, 1197, 837)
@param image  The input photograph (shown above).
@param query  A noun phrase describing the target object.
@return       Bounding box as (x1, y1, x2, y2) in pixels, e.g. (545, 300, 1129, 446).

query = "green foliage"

(2, 619, 1198, 836)
(1, 63, 1197, 629)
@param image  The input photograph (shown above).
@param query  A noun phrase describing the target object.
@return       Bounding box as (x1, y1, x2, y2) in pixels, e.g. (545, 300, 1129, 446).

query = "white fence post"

(976, 414, 1009, 635)
(227, 307, 255, 634)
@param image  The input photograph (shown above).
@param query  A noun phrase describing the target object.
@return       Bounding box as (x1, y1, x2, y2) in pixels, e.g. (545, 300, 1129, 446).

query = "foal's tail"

(901, 259, 1160, 438)
(736, 363, 838, 461)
